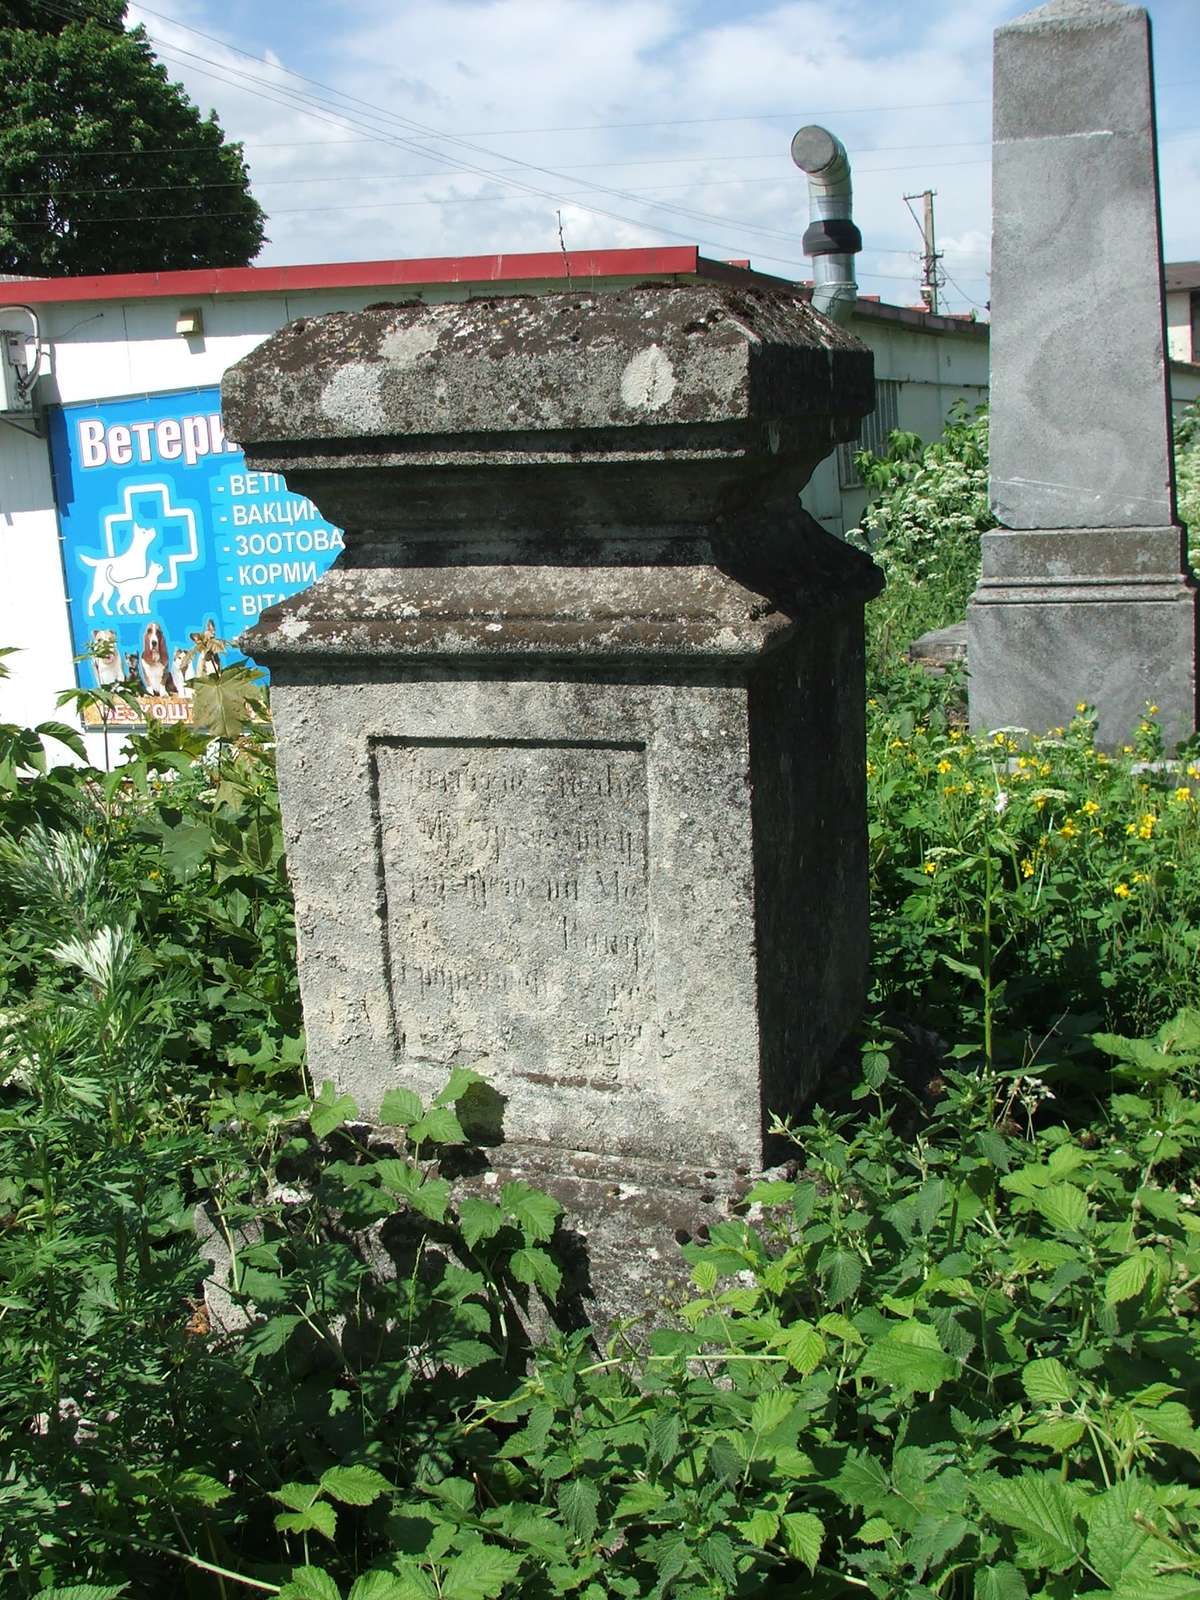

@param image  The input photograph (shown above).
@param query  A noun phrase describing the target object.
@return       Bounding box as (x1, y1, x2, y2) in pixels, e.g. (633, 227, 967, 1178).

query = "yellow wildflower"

(1138, 813, 1157, 840)
(1188, 763, 1200, 781)
(866, 760, 876, 778)
(1075, 702, 1088, 714)
(937, 759, 953, 774)
(964, 781, 977, 794)
(867, 697, 878, 708)
(923, 860, 938, 875)
(1082, 799, 1100, 816)
(1114, 882, 1131, 900)
(1060, 819, 1077, 839)
(1021, 858, 1035, 879)
(1039, 763, 1052, 777)
(949, 728, 963, 742)
(1173, 787, 1194, 805)
(1035, 796, 1047, 811)
(1132, 871, 1147, 884)
(890, 738, 904, 751)
(1148, 703, 1159, 715)
(943, 784, 959, 796)
(1122, 745, 1134, 755)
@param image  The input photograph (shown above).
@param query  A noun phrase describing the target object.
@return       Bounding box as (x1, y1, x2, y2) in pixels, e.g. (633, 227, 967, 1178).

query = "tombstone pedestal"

(223, 283, 880, 1316)
(969, 525, 1198, 747)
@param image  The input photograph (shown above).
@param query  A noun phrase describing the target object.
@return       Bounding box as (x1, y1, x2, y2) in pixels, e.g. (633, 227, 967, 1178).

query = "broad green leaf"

(407, 1106, 466, 1146)
(379, 1087, 424, 1127)
(699, 1531, 737, 1585)
(822, 1246, 863, 1305)
(501, 1182, 562, 1243)
(906, 1511, 970, 1578)
(320, 1464, 391, 1506)
(310, 1082, 358, 1139)
(37, 1588, 129, 1600)
(275, 1502, 338, 1542)
(650, 1410, 681, 1465)
(975, 1473, 1084, 1568)
(859, 1322, 957, 1396)
(691, 1259, 719, 1291)
(1022, 1418, 1086, 1451)
(191, 669, 263, 740)
(279, 1571, 343, 1600)
(1129, 1400, 1200, 1454)
(1086, 1477, 1163, 1591)
(833, 1452, 892, 1512)
(273, 1481, 322, 1512)
(434, 1065, 485, 1105)
(737, 1508, 780, 1547)
(171, 1471, 232, 1506)
(439, 1338, 498, 1370)
(817, 1312, 864, 1346)
(349, 1576, 418, 1600)
(778, 1319, 826, 1374)
(1033, 1183, 1090, 1237)
(441, 1543, 522, 1600)
(614, 1482, 668, 1519)
(751, 1389, 795, 1436)
(1022, 1358, 1075, 1404)
(509, 1246, 562, 1299)
(1105, 1251, 1154, 1304)
(941, 953, 984, 983)
(458, 1197, 504, 1251)
(557, 1477, 599, 1544)
(745, 1179, 795, 1206)
(857, 1518, 894, 1545)
(974, 1564, 1028, 1600)
(781, 1512, 823, 1571)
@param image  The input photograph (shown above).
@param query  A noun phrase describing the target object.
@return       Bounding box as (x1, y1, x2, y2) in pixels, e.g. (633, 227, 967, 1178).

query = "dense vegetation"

(3, 412, 1200, 1598)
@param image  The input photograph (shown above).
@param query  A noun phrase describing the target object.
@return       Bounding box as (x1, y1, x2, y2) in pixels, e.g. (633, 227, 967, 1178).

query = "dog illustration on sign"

(81, 522, 161, 615)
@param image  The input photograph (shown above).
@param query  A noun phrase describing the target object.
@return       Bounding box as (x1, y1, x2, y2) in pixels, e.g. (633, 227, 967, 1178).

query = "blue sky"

(127, 0, 1200, 316)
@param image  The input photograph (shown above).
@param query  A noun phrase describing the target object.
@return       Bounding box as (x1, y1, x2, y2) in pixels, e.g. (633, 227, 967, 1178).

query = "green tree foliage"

(0, 0, 266, 276)
(1174, 400, 1200, 569)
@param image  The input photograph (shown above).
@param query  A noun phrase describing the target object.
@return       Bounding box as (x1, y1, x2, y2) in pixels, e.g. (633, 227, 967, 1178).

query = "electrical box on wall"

(1, 330, 34, 414)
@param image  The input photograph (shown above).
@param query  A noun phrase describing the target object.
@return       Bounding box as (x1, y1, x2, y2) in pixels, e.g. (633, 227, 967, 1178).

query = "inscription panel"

(372, 739, 654, 1084)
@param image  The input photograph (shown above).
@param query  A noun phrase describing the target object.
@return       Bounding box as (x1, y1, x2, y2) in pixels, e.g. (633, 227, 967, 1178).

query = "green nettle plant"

(848, 406, 994, 673)
(1175, 401, 1200, 571)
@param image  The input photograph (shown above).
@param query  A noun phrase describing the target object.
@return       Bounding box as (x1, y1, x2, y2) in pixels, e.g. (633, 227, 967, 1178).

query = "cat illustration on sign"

(113, 562, 163, 615)
(81, 521, 158, 615)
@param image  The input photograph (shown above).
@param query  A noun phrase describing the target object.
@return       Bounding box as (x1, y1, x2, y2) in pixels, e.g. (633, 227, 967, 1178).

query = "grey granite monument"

(968, 0, 1198, 749)
(222, 283, 880, 1313)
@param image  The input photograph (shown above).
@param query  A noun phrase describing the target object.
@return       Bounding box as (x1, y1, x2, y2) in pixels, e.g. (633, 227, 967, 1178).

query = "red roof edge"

(0, 245, 722, 306)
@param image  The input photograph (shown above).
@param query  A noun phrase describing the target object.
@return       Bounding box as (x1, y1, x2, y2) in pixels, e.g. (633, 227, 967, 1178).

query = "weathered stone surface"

(988, 0, 1173, 531)
(969, 0, 1198, 747)
(224, 282, 880, 1315)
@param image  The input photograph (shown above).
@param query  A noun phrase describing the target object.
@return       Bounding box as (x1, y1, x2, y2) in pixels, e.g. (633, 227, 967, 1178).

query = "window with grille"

(837, 379, 900, 489)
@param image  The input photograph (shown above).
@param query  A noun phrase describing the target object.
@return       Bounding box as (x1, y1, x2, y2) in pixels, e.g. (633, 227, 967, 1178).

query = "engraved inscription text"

(372, 740, 654, 1081)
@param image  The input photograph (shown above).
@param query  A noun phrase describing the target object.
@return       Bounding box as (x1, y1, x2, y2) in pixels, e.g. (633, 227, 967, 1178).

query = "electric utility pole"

(903, 188, 944, 315)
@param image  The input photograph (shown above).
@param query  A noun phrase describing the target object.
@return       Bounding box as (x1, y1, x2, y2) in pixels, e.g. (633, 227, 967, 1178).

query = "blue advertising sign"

(48, 386, 344, 727)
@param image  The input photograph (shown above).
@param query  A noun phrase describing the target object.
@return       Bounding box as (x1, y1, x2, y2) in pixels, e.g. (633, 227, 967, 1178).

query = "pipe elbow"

(792, 124, 860, 324)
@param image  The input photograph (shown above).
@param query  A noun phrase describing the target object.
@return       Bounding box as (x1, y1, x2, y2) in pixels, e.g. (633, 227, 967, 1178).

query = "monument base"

(968, 526, 1199, 748)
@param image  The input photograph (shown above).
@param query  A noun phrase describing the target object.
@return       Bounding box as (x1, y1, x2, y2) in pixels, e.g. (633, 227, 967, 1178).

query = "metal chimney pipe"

(791, 124, 861, 324)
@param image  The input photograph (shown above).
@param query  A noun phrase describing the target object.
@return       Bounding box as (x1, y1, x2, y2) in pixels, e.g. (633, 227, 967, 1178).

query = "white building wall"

(1167, 289, 1193, 364)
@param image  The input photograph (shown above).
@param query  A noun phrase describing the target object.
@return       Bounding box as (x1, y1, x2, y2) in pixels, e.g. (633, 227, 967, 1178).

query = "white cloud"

(126, 0, 1196, 315)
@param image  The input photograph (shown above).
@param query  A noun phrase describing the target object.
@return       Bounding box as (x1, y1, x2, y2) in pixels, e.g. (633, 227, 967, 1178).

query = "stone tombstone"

(969, 0, 1198, 749)
(222, 283, 880, 1306)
